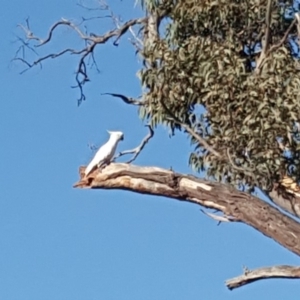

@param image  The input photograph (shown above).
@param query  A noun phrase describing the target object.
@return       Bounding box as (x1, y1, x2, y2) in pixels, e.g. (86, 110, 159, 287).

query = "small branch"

(226, 265, 300, 290)
(13, 35, 39, 57)
(114, 125, 154, 163)
(253, 10, 297, 73)
(268, 18, 296, 53)
(254, 0, 272, 73)
(18, 19, 92, 46)
(128, 26, 143, 50)
(263, 0, 272, 53)
(14, 48, 84, 74)
(77, 0, 109, 11)
(160, 98, 222, 158)
(101, 92, 146, 106)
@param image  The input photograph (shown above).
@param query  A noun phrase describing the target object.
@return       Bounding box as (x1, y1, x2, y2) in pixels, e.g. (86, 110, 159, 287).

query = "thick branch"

(74, 163, 300, 257)
(226, 265, 300, 290)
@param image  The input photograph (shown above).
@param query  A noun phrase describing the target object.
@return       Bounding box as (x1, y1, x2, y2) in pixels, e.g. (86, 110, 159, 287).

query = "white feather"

(85, 131, 124, 177)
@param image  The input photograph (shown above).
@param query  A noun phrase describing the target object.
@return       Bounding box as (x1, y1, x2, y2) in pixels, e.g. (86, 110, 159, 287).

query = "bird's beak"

(120, 136, 124, 141)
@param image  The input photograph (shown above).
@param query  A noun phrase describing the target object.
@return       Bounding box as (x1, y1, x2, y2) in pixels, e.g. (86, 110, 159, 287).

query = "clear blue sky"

(1, 1, 299, 299)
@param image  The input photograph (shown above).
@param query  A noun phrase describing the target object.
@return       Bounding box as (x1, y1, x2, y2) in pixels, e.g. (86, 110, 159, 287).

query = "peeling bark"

(74, 163, 300, 257)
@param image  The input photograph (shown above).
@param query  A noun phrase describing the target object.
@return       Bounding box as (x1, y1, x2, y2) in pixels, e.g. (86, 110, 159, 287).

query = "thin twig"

(128, 26, 143, 50)
(101, 92, 146, 106)
(114, 125, 154, 163)
(77, 0, 108, 11)
(14, 48, 84, 71)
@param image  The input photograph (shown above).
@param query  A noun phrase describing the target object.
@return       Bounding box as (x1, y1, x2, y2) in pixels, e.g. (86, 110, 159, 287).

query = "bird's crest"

(107, 130, 124, 140)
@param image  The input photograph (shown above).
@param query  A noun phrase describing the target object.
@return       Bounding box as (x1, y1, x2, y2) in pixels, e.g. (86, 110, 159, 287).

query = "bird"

(84, 131, 124, 177)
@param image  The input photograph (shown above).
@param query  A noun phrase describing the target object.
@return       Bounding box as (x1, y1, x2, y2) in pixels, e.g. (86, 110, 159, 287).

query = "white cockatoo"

(84, 131, 124, 177)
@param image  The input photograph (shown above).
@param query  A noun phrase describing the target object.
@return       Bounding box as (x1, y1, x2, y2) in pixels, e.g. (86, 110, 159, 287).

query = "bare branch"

(101, 92, 146, 106)
(77, 0, 109, 11)
(128, 26, 143, 50)
(78, 15, 112, 25)
(226, 265, 300, 290)
(13, 35, 39, 57)
(15, 16, 147, 104)
(18, 19, 91, 46)
(14, 48, 84, 72)
(114, 125, 154, 163)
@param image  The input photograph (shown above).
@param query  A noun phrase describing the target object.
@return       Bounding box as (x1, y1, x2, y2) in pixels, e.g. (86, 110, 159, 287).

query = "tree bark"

(268, 183, 300, 218)
(74, 163, 300, 257)
(226, 265, 300, 290)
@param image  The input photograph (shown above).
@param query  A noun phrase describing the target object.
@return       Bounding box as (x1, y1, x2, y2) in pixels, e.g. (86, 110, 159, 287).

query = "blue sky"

(1, 1, 300, 299)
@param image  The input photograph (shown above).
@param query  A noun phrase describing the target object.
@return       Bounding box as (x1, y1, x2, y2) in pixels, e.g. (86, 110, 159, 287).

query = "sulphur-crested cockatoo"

(85, 131, 124, 177)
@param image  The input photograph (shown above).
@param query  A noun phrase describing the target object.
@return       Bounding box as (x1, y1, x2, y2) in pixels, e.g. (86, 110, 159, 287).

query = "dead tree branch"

(101, 92, 147, 106)
(226, 265, 300, 290)
(74, 163, 300, 259)
(14, 16, 147, 104)
(114, 125, 154, 163)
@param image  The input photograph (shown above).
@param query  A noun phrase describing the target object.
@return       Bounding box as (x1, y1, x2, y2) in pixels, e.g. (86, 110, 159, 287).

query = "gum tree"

(14, 0, 300, 290)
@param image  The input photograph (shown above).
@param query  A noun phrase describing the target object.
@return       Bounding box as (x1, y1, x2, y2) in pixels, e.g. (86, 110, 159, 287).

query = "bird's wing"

(84, 143, 113, 176)
(84, 158, 97, 177)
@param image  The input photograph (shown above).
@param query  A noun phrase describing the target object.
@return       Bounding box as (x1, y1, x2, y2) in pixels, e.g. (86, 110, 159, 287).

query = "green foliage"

(138, 0, 300, 191)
